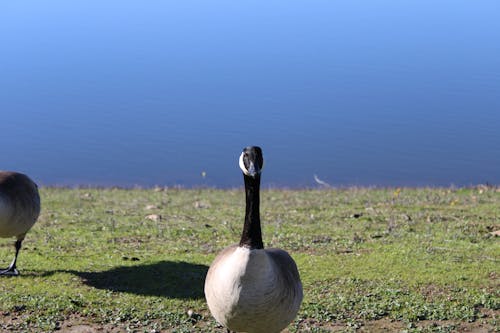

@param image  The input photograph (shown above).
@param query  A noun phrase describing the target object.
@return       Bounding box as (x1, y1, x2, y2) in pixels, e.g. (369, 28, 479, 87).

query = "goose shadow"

(66, 260, 209, 300)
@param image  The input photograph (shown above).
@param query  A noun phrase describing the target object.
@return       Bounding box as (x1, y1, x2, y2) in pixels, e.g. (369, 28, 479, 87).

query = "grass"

(0, 186, 498, 332)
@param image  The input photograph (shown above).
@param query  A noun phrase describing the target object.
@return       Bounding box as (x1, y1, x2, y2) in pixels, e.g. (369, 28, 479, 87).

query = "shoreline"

(37, 183, 500, 191)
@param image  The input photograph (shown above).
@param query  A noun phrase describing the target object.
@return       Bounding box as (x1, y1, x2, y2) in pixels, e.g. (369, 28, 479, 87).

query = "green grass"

(0, 187, 498, 332)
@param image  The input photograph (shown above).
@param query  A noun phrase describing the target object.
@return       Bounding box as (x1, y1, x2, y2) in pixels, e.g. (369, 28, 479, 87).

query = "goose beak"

(247, 162, 259, 177)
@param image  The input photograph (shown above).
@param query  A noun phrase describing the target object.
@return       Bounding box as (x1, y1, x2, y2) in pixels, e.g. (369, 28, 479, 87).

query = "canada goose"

(204, 147, 303, 333)
(0, 171, 40, 276)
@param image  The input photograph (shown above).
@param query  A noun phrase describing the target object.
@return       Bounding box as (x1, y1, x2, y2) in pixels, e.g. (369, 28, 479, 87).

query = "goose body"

(205, 147, 303, 333)
(0, 171, 40, 276)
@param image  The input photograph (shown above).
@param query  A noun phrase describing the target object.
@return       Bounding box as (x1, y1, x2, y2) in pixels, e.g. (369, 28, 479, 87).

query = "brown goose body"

(0, 171, 40, 276)
(204, 147, 303, 333)
(205, 245, 302, 333)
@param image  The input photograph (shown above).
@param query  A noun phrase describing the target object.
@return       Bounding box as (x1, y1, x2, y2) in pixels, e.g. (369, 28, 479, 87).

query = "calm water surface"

(1, 1, 499, 188)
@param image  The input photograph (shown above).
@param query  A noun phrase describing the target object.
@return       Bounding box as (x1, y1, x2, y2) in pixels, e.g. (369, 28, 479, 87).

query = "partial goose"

(205, 146, 303, 333)
(0, 171, 40, 276)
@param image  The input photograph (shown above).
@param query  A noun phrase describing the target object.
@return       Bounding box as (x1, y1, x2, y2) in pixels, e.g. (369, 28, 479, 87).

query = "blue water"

(1, 1, 499, 188)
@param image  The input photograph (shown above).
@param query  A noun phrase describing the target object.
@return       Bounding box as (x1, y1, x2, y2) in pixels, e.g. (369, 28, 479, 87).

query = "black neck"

(239, 173, 264, 249)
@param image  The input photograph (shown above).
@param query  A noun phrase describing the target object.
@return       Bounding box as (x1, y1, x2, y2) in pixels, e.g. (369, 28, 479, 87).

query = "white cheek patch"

(239, 152, 250, 176)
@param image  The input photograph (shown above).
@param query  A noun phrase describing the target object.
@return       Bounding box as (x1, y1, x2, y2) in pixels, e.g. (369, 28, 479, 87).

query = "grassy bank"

(0, 187, 498, 332)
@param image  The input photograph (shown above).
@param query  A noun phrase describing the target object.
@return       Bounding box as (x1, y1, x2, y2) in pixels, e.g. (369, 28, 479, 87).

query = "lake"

(1, 1, 499, 188)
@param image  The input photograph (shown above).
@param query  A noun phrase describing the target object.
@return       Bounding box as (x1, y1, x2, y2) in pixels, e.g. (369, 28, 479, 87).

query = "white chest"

(205, 247, 300, 333)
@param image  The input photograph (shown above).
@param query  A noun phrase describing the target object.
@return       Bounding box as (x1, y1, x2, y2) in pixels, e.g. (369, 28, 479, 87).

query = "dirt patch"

(2, 311, 499, 332)
(61, 325, 100, 333)
(286, 316, 499, 333)
(59, 322, 123, 333)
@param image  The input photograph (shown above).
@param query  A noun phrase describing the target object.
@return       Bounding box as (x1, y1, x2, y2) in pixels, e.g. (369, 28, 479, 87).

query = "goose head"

(239, 146, 264, 178)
